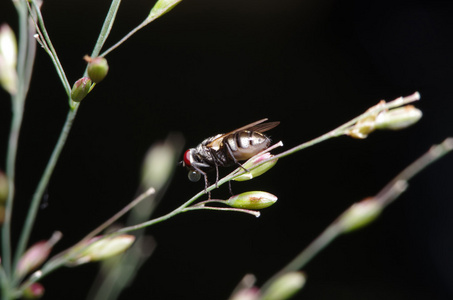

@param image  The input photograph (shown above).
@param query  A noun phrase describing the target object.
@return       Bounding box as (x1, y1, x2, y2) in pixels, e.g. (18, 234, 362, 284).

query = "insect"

(181, 118, 279, 193)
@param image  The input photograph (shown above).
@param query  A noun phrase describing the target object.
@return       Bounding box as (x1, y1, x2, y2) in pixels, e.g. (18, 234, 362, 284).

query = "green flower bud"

(261, 272, 306, 300)
(87, 56, 109, 83)
(0, 170, 8, 204)
(70, 77, 92, 102)
(16, 232, 62, 279)
(233, 153, 278, 181)
(227, 191, 277, 210)
(68, 234, 135, 265)
(375, 105, 422, 130)
(23, 283, 45, 299)
(339, 197, 383, 233)
(148, 0, 182, 21)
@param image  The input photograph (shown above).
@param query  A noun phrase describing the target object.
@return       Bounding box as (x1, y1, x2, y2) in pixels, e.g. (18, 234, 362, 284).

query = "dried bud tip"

(227, 191, 277, 210)
(23, 283, 45, 299)
(71, 77, 92, 102)
(346, 117, 376, 139)
(339, 197, 383, 233)
(261, 272, 306, 300)
(233, 153, 278, 181)
(87, 56, 109, 83)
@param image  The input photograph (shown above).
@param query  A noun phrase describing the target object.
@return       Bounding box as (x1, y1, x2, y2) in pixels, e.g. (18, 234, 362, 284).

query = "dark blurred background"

(1, 0, 453, 299)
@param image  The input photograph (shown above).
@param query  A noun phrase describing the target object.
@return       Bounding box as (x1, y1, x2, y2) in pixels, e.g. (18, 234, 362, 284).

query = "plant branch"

(260, 137, 453, 293)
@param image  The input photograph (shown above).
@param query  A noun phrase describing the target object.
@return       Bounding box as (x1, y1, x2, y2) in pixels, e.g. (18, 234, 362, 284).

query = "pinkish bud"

(16, 232, 62, 279)
(23, 282, 45, 299)
(227, 191, 277, 210)
(229, 287, 260, 300)
(70, 77, 92, 102)
(233, 153, 278, 181)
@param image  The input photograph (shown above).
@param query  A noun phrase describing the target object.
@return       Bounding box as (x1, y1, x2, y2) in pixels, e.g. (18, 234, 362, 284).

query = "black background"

(1, 0, 453, 299)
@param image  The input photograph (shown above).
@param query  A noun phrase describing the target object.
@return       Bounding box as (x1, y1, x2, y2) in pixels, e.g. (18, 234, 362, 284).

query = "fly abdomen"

(225, 131, 271, 161)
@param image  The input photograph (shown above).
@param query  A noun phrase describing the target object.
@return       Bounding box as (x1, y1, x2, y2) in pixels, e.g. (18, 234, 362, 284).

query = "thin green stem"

(28, 0, 70, 95)
(115, 191, 205, 234)
(89, 0, 122, 60)
(260, 137, 453, 294)
(2, 0, 32, 279)
(13, 109, 78, 270)
(183, 205, 261, 217)
(261, 224, 342, 292)
(99, 19, 147, 58)
(13, 0, 123, 274)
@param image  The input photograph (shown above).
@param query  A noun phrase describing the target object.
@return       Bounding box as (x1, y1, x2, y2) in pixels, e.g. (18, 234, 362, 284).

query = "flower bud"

(0, 24, 18, 94)
(338, 197, 383, 233)
(0, 170, 8, 204)
(16, 232, 62, 279)
(233, 153, 278, 181)
(261, 272, 306, 300)
(375, 105, 422, 130)
(87, 56, 109, 83)
(227, 191, 277, 210)
(229, 287, 260, 300)
(148, 0, 182, 21)
(23, 283, 45, 299)
(70, 77, 92, 102)
(68, 234, 135, 265)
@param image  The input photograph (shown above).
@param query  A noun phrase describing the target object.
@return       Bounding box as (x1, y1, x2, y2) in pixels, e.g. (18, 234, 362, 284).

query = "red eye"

(183, 149, 192, 166)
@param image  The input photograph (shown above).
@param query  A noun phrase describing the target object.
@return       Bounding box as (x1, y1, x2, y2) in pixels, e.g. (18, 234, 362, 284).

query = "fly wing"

(206, 118, 279, 148)
(247, 121, 280, 133)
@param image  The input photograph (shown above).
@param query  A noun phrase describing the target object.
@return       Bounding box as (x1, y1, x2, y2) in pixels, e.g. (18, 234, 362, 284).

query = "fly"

(181, 118, 279, 194)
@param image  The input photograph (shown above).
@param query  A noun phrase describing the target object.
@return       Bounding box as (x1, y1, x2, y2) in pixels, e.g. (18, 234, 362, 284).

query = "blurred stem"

(260, 137, 453, 293)
(13, 0, 123, 273)
(2, 0, 35, 279)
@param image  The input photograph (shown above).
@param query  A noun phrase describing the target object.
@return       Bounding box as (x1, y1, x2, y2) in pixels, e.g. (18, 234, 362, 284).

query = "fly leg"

(191, 164, 211, 199)
(228, 181, 234, 196)
(224, 143, 249, 173)
(208, 148, 221, 188)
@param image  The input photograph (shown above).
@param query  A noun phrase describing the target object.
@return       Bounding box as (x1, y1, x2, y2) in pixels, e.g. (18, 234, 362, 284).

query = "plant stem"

(13, 108, 78, 268)
(28, 0, 70, 95)
(1, 0, 34, 279)
(12, 0, 124, 274)
(99, 19, 148, 57)
(89, 0, 122, 60)
(260, 137, 453, 294)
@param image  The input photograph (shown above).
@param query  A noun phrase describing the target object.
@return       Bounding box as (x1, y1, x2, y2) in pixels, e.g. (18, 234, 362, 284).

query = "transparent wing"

(207, 118, 279, 148)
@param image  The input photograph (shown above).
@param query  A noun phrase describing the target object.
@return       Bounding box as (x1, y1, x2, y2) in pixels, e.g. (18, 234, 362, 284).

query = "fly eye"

(183, 149, 192, 167)
(188, 170, 201, 182)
